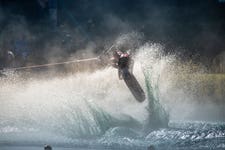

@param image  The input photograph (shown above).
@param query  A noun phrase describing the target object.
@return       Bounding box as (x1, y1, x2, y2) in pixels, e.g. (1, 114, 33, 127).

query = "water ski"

(121, 69, 146, 102)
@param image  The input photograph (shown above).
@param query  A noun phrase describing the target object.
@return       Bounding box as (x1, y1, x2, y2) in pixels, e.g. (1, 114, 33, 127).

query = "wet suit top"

(118, 53, 130, 69)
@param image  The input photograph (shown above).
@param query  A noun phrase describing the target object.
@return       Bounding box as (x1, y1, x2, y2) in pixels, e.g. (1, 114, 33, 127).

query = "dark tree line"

(0, 0, 225, 60)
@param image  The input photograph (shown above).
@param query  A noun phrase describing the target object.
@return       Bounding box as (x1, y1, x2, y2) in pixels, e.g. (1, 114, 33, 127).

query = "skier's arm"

(111, 58, 119, 68)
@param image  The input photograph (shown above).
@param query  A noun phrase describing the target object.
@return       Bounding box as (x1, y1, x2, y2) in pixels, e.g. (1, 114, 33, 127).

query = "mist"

(0, 0, 225, 129)
(1, 0, 225, 60)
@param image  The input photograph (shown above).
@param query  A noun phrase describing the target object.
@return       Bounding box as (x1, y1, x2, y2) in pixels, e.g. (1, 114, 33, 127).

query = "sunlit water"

(0, 44, 225, 150)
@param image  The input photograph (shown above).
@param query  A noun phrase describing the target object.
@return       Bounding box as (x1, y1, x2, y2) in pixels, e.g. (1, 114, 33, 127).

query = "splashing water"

(136, 43, 169, 131)
(0, 43, 225, 150)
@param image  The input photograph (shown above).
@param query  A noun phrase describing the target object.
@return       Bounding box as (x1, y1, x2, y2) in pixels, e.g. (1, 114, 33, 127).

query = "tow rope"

(4, 57, 99, 71)
(2, 44, 115, 72)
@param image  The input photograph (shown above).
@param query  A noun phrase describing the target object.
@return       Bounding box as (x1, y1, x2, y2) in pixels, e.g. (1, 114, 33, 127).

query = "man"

(6, 50, 15, 67)
(0, 50, 15, 69)
(111, 50, 134, 79)
(0, 50, 15, 77)
(44, 144, 52, 150)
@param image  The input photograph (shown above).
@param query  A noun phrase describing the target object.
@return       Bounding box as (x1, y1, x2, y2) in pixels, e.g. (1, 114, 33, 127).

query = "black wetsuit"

(118, 56, 129, 69)
(117, 54, 133, 79)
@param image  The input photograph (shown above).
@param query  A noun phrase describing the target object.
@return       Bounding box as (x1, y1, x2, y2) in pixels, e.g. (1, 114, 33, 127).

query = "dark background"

(0, 0, 225, 61)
